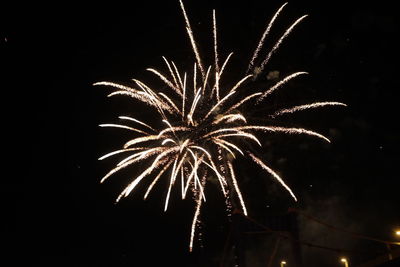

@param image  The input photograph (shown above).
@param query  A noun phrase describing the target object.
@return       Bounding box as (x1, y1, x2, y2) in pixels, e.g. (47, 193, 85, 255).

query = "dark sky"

(4, 0, 399, 266)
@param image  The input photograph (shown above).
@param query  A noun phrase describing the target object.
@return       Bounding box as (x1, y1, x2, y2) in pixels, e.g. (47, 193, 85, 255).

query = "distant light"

(396, 230, 400, 236)
(280, 261, 287, 267)
(340, 258, 349, 267)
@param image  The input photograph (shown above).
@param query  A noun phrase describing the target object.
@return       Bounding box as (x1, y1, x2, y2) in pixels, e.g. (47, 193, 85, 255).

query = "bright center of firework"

(95, 0, 346, 252)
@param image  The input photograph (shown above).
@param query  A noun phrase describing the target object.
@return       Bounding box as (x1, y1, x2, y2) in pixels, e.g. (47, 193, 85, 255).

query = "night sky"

(4, 0, 399, 266)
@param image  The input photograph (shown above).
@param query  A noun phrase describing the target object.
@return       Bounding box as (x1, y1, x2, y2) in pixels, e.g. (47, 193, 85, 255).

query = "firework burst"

(95, 1, 346, 251)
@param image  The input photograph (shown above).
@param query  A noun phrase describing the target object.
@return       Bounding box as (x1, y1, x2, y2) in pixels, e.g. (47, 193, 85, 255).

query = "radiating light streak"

(161, 138, 177, 146)
(164, 151, 190, 211)
(213, 9, 220, 101)
(124, 135, 161, 148)
(203, 90, 236, 121)
(217, 132, 262, 146)
(201, 65, 212, 95)
(147, 68, 181, 96)
(101, 147, 172, 184)
(213, 139, 237, 159)
(162, 119, 178, 138)
(106, 90, 156, 108)
(202, 127, 246, 138)
(237, 125, 331, 143)
(213, 138, 244, 156)
(94, 81, 137, 92)
(162, 56, 181, 93)
(247, 2, 288, 73)
(182, 72, 187, 117)
(226, 92, 263, 113)
(179, 0, 205, 78)
(213, 114, 247, 125)
(190, 188, 203, 252)
(171, 61, 184, 91)
(189, 145, 228, 195)
(116, 150, 178, 202)
(98, 147, 145, 161)
(157, 126, 191, 139)
(180, 166, 185, 199)
(227, 161, 248, 216)
(187, 88, 202, 125)
(132, 84, 169, 119)
(158, 92, 181, 114)
(118, 116, 157, 132)
(213, 9, 219, 73)
(144, 160, 174, 199)
(99, 123, 150, 135)
(133, 79, 172, 116)
(219, 52, 233, 78)
(116, 147, 164, 167)
(273, 102, 347, 117)
(183, 155, 206, 200)
(257, 72, 309, 103)
(164, 157, 179, 211)
(227, 74, 253, 95)
(259, 15, 309, 73)
(248, 152, 297, 201)
(193, 63, 197, 96)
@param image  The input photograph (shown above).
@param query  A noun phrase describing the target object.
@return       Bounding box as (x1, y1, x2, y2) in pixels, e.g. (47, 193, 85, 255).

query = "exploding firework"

(95, 1, 346, 251)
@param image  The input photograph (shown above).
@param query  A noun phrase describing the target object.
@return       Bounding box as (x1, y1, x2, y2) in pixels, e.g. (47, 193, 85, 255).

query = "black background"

(4, 0, 399, 266)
